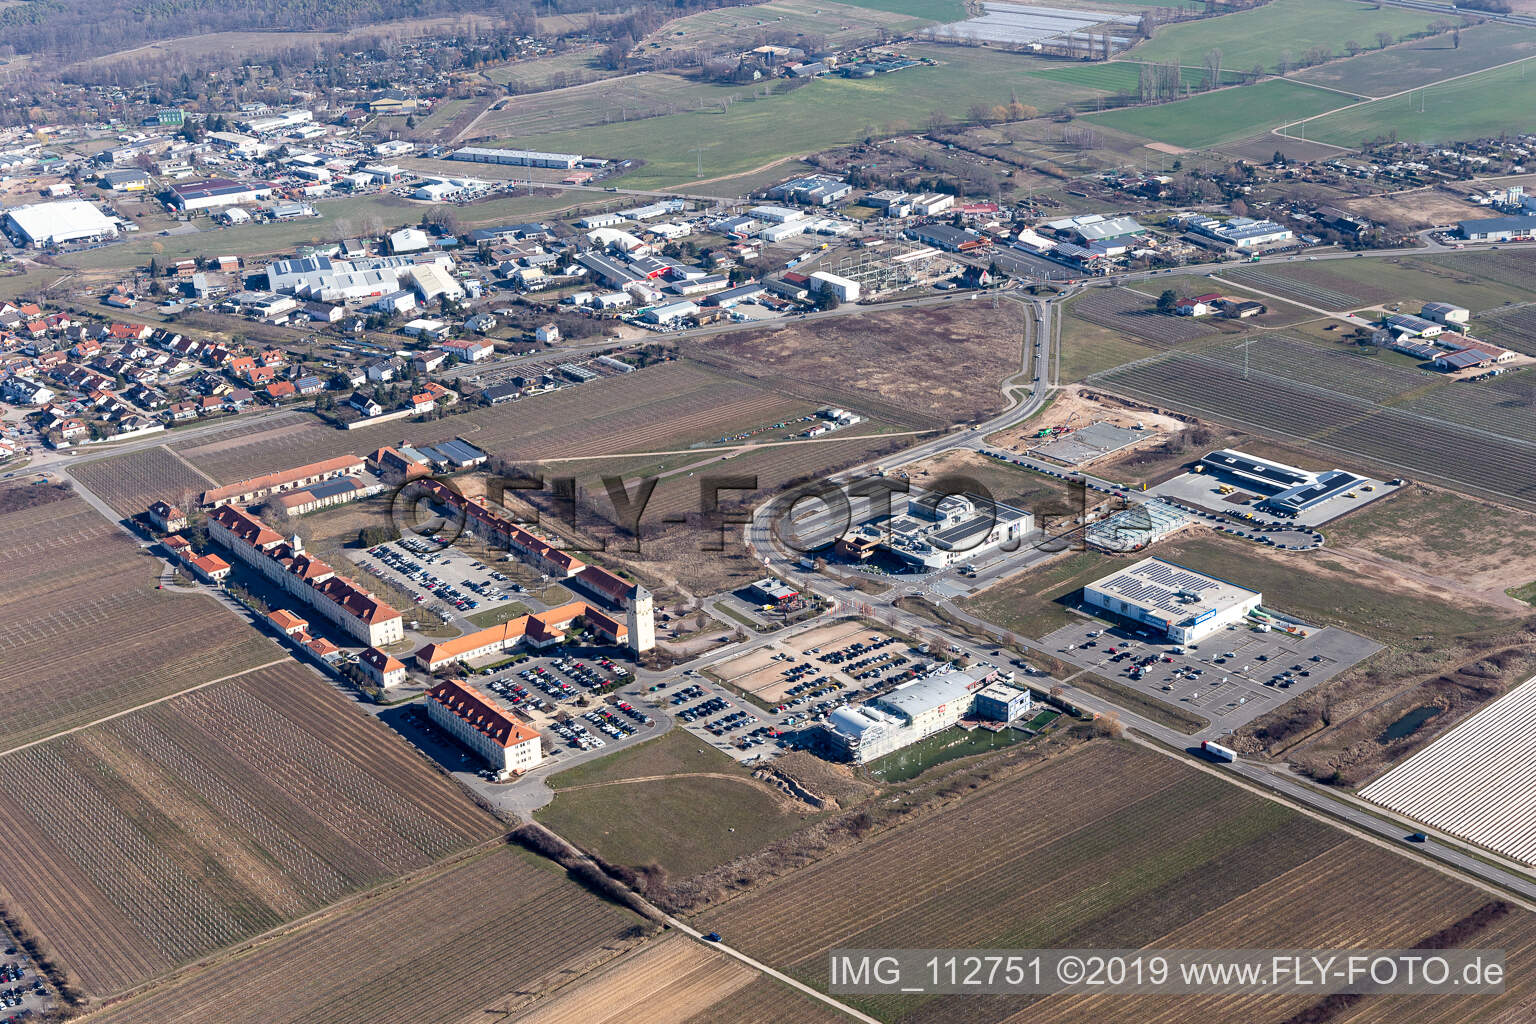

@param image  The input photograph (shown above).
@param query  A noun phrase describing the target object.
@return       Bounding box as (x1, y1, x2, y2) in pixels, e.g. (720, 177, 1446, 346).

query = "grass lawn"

(1509, 580, 1536, 606)
(1084, 79, 1351, 149)
(538, 728, 816, 877)
(1059, 303, 1159, 380)
(837, 0, 966, 20)
(964, 549, 1116, 638)
(485, 46, 1105, 189)
(1128, 0, 1439, 75)
(1293, 22, 1536, 98)
(865, 726, 1030, 782)
(549, 727, 741, 788)
(537, 773, 813, 877)
(1302, 58, 1536, 146)
(466, 602, 533, 628)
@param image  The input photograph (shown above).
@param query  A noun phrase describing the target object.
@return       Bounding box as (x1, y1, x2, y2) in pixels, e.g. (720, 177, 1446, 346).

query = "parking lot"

(1043, 614, 1382, 730)
(351, 538, 535, 624)
(642, 675, 783, 758)
(0, 942, 51, 1022)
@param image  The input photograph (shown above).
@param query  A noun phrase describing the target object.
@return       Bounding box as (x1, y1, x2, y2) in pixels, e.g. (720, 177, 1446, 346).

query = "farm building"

(1383, 312, 1444, 338)
(426, 679, 542, 775)
(1175, 293, 1222, 317)
(1421, 301, 1470, 328)
(1083, 557, 1261, 644)
(4, 200, 119, 247)
(1361, 677, 1536, 865)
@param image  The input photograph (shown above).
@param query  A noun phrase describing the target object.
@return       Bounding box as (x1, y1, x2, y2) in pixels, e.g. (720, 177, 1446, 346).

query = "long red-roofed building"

(413, 601, 627, 671)
(207, 504, 403, 646)
(426, 679, 541, 774)
(405, 478, 654, 652)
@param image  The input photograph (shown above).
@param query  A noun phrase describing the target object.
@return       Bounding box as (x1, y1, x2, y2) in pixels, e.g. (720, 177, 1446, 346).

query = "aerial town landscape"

(2, 0, 1536, 1019)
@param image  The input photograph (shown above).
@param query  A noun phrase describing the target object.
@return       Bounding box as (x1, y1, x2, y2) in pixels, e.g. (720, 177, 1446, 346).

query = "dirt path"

(1324, 543, 1530, 613)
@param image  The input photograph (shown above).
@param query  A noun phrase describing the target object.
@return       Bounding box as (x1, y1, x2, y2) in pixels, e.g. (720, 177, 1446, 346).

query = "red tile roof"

(360, 646, 405, 673)
(202, 454, 363, 505)
(428, 679, 539, 748)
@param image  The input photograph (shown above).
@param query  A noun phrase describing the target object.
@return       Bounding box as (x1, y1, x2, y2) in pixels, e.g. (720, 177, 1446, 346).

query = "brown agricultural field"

(79, 845, 643, 1024)
(170, 362, 811, 484)
(71, 445, 217, 517)
(509, 933, 757, 1024)
(0, 661, 501, 1001)
(686, 302, 1028, 430)
(0, 492, 276, 750)
(697, 742, 1536, 1024)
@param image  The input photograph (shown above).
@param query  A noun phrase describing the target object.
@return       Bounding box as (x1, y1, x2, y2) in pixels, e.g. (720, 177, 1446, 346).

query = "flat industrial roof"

(1087, 557, 1259, 623)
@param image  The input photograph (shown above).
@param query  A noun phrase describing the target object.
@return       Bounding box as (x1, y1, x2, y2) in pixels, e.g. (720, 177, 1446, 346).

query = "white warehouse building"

(821, 666, 995, 763)
(809, 270, 860, 303)
(5, 201, 119, 247)
(1082, 557, 1261, 644)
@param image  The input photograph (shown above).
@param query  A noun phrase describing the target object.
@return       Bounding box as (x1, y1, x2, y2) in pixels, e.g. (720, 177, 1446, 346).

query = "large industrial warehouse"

(1082, 557, 1261, 644)
(4, 200, 119, 247)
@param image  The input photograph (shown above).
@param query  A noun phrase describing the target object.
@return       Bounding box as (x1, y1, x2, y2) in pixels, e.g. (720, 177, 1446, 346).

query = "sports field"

(1294, 22, 1536, 96)
(1084, 79, 1351, 149)
(1301, 58, 1536, 146)
(1128, 0, 1438, 75)
(482, 46, 1105, 188)
(696, 741, 1536, 1023)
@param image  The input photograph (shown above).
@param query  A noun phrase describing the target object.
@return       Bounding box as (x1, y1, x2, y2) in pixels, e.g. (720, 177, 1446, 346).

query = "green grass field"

(536, 729, 818, 877)
(1084, 78, 1350, 149)
(1030, 60, 1245, 93)
(838, 0, 966, 20)
(1128, 0, 1439, 74)
(482, 47, 614, 88)
(483, 46, 1105, 188)
(1293, 22, 1536, 97)
(1059, 308, 1160, 380)
(1302, 58, 1536, 145)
